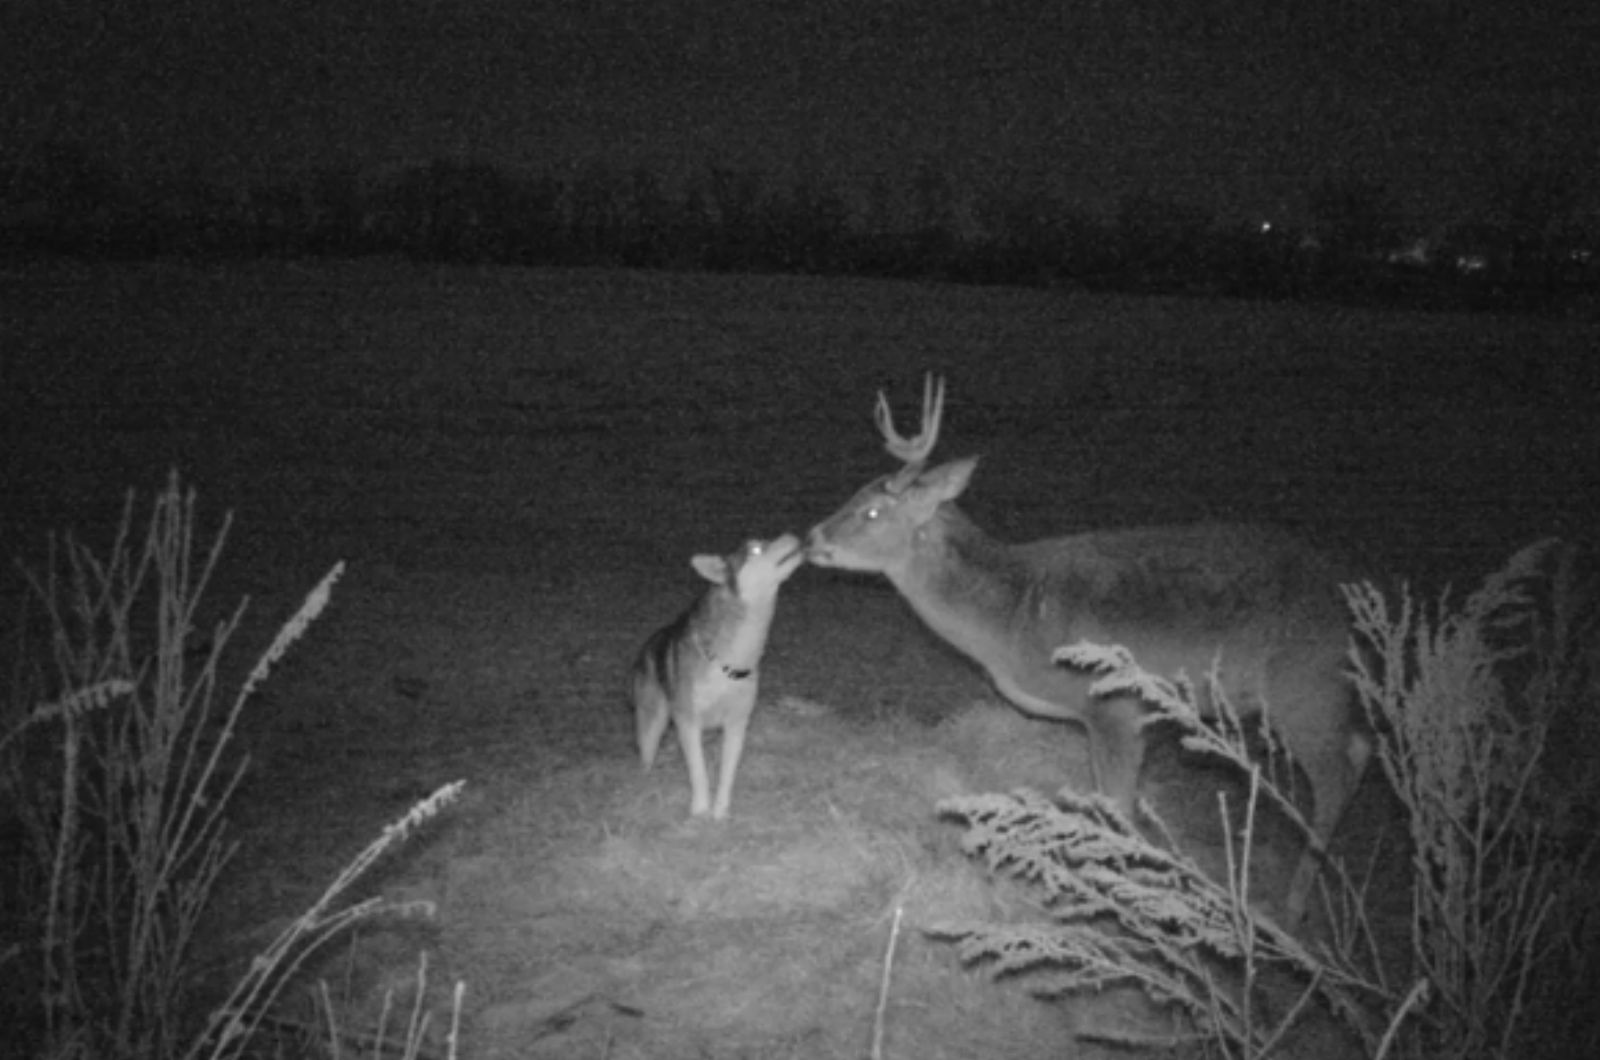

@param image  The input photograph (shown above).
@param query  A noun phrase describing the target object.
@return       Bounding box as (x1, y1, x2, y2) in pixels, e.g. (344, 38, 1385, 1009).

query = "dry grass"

(1346, 541, 1600, 1058)
(0, 475, 462, 1060)
(429, 693, 1100, 1059)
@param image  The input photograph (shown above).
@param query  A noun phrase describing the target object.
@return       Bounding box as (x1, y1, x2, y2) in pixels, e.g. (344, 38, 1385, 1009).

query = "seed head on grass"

(195, 780, 466, 1060)
(235, 561, 345, 707)
(0, 678, 135, 754)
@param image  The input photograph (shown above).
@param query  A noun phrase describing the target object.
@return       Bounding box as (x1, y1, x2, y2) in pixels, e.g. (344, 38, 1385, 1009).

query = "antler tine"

(874, 374, 945, 467)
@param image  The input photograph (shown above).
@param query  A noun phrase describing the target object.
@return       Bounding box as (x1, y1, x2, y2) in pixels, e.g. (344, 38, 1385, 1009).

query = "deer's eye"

(864, 507, 881, 521)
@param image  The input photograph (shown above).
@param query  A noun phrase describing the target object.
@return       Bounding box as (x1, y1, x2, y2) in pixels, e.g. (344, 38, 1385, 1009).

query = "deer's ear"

(691, 554, 730, 584)
(921, 457, 978, 502)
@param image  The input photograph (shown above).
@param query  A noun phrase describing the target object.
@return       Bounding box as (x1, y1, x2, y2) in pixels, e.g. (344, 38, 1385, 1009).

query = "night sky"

(6, 0, 1597, 226)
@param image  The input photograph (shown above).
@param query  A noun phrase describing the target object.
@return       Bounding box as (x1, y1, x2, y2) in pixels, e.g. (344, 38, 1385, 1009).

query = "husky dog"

(631, 533, 804, 819)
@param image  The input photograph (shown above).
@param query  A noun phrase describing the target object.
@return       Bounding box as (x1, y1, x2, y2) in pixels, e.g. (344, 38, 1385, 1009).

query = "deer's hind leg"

(1268, 655, 1373, 921)
(1279, 711, 1372, 919)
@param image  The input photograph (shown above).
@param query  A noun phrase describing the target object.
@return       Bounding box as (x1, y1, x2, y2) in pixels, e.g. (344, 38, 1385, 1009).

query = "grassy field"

(3, 260, 1596, 1057)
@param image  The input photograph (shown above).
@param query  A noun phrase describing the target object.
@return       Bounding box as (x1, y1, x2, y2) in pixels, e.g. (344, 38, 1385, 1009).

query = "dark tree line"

(3, 143, 1595, 314)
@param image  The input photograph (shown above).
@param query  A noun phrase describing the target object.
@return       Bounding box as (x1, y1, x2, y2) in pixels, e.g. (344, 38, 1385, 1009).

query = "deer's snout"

(803, 527, 832, 563)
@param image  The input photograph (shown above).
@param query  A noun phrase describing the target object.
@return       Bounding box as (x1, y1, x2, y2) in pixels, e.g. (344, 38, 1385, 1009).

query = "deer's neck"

(889, 506, 1038, 657)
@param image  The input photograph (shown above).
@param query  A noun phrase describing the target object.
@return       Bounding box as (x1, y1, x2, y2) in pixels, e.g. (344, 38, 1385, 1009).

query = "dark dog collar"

(694, 632, 754, 681)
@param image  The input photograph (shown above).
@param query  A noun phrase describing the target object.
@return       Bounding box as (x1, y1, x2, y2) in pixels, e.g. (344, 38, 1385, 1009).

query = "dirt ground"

(3, 261, 1596, 1057)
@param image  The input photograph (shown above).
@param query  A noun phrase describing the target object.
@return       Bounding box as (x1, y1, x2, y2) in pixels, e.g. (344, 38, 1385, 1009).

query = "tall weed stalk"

(2, 473, 342, 1059)
(1345, 540, 1599, 1057)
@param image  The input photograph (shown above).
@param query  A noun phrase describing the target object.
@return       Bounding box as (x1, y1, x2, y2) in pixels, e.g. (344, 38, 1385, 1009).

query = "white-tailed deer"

(632, 534, 805, 820)
(806, 376, 1369, 919)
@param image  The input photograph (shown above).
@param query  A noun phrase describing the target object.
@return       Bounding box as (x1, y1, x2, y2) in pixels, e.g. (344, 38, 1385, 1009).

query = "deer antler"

(875, 375, 944, 493)
(875, 374, 945, 468)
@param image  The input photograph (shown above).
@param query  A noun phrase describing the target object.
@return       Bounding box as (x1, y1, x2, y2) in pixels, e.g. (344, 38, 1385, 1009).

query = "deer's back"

(1007, 523, 1354, 689)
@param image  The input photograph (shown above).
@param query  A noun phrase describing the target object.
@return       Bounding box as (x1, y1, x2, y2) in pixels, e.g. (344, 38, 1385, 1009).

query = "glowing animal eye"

(864, 507, 880, 521)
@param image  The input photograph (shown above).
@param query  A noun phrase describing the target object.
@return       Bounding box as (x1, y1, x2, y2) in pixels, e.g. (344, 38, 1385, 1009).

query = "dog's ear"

(691, 554, 730, 585)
